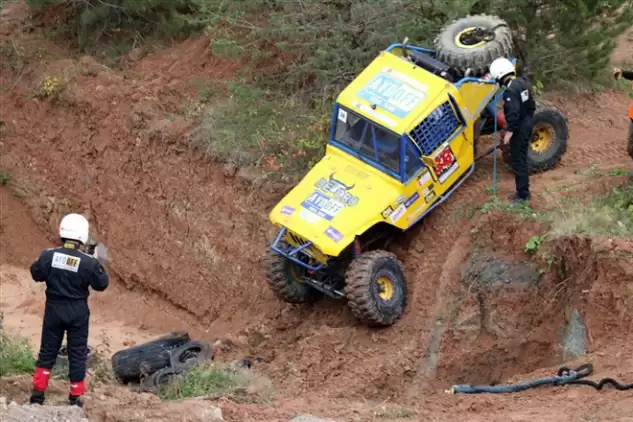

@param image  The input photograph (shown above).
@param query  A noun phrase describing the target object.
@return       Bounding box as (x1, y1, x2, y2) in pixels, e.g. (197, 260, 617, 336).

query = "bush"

(192, 80, 327, 176)
(26, 0, 203, 52)
(0, 331, 36, 377)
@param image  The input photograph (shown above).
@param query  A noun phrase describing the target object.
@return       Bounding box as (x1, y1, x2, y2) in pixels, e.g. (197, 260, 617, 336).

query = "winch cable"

(447, 363, 632, 394)
(492, 105, 499, 196)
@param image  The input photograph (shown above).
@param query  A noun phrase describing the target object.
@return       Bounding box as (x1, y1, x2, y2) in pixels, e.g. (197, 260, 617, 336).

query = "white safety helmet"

(59, 213, 89, 244)
(489, 57, 515, 82)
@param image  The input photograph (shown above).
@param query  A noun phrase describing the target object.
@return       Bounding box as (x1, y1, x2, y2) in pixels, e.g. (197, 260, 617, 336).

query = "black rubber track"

(110, 332, 190, 382)
(264, 239, 322, 303)
(344, 250, 408, 327)
(434, 14, 514, 76)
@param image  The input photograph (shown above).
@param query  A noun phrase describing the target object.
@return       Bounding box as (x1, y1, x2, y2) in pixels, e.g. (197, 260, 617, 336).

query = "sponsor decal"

(281, 205, 295, 216)
(324, 226, 344, 242)
(389, 204, 406, 223)
(315, 173, 359, 207)
(404, 192, 420, 208)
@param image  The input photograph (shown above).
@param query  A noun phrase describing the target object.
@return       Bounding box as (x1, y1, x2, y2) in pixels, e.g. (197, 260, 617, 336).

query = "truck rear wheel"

(434, 14, 513, 76)
(502, 106, 569, 174)
(264, 241, 322, 303)
(344, 250, 407, 327)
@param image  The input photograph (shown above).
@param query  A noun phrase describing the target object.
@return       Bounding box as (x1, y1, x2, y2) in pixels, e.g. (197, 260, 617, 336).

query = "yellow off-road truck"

(264, 15, 569, 327)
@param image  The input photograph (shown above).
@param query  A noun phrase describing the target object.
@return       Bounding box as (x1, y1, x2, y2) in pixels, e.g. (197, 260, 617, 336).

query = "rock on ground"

(460, 254, 541, 285)
(0, 397, 88, 422)
(562, 308, 587, 361)
(291, 415, 339, 422)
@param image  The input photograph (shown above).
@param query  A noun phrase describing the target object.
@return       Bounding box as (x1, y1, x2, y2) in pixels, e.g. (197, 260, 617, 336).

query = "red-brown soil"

(1, 2, 632, 420)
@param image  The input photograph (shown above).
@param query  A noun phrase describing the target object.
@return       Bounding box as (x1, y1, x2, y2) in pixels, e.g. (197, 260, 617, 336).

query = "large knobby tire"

(502, 106, 569, 174)
(344, 250, 408, 327)
(111, 332, 190, 382)
(435, 14, 513, 76)
(169, 340, 213, 369)
(264, 240, 322, 303)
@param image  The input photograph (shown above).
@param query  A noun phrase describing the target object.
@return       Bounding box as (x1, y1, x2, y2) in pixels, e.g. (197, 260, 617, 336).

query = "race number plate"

(434, 145, 458, 183)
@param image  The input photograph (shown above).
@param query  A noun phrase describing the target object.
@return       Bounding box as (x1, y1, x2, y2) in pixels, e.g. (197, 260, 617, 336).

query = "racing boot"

(29, 390, 45, 405)
(68, 395, 84, 407)
(29, 367, 51, 405)
(508, 192, 531, 207)
(68, 380, 86, 407)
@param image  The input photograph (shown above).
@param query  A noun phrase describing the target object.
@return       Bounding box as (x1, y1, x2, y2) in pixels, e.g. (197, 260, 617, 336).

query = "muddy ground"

(1, 2, 632, 421)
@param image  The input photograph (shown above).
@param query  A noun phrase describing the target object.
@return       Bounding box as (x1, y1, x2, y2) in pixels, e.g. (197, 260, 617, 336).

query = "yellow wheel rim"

(377, 276, 394, 301)
(530, 125, 554, 154)
(289, 263, 305, 283)
(455, 27, 487, 49)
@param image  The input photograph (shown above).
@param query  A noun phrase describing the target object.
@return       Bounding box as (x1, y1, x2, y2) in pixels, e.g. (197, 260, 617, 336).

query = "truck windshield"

(332, 107, 401, 177)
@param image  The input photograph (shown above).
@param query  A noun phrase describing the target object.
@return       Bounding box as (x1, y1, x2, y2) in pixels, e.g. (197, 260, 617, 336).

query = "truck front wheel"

(264, 241, 322, 303)
(344, 250, 408, 327)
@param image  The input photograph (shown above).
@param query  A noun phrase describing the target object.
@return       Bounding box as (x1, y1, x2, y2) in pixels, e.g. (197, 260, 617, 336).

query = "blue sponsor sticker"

(357, 73, 426, 118)
(404, 192, 420, 208)
(324, 226, 343, 242)
(301, 191, 344, 221)
(281, 205, 295, 216)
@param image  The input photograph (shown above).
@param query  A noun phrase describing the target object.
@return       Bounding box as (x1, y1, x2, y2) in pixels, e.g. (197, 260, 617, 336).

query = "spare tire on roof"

(111, 331, 190, 382)
(434, 14, 514, 76)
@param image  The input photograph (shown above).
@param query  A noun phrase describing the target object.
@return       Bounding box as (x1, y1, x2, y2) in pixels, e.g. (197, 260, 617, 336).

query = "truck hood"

(270, 150, 400, 257)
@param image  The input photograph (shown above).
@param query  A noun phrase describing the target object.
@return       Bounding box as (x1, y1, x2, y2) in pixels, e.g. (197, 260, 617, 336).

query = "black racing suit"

(30, 244, 109, 384)
(503, 76, 536, 200)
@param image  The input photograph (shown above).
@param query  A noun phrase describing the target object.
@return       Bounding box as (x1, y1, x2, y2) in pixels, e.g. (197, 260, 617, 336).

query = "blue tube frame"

(270, 227, 326, 271)
(269, 45, 516, 270)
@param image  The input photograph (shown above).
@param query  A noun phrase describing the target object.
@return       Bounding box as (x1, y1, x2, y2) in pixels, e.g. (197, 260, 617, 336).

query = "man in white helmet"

(29, 213, 109, 407)
(489, 57, 536, 204)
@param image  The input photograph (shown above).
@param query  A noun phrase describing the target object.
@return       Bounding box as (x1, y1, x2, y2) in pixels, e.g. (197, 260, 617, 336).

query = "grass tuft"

(547, 184, 633, 238)
(157, 362, 274, 403)
(0, 330, 36, 376)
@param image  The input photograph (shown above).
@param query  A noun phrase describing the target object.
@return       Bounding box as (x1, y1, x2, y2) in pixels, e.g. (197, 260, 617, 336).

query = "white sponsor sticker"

(298, 208, 321, 224)
(417, 171, 432, 187)
(438, 162, 459, 183)
(389, 204, 406, 223)
(51, 252, 81, 273)
(338, 108, 348, 123)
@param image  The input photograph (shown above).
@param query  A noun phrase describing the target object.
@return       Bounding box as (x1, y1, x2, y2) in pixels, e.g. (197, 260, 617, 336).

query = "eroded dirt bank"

(1, 2, 633, 414)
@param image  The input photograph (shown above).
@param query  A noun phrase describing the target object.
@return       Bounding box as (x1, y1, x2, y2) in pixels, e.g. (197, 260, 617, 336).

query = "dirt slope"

(0, 186, 201, 358)
(2, 184, 633, 422)
(1, 1, 632, 413)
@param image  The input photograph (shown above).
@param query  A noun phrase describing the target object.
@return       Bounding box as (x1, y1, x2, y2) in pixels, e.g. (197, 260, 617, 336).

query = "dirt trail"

(1, 2, 633, 417)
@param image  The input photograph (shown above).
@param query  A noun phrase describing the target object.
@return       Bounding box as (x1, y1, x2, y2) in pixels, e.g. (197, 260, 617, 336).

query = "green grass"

(0, 331, 36, 376)
(0, 172, 11, 185)
(191, 80, 327, 178)
(547, 184, 633, 238)
(157, 362, 274, 402)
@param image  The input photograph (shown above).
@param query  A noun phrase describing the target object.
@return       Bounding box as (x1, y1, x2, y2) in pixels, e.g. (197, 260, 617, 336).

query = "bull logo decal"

(315, 173, 359, 207)
(329, 172, 355, 191)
